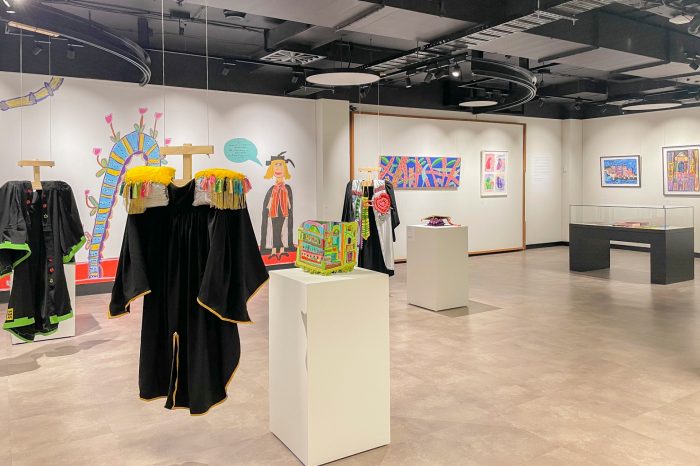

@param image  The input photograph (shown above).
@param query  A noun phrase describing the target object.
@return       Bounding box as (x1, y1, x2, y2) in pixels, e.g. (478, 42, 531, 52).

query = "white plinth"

(407, 225, 469, 311)
(269, 267, 390, 466)
(10, 263, 76, 344)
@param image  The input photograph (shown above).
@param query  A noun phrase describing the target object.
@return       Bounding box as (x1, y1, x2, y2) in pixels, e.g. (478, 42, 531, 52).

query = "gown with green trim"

(0, 181, 85, 341)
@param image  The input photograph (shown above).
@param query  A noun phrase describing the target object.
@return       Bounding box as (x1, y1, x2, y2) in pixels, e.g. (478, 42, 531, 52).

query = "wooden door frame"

(349, 110, 527, 252)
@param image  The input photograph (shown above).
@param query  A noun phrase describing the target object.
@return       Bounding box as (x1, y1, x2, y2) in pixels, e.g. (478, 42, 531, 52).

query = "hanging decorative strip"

(193, 168, 251, 210)
(120, 166, 176, 214)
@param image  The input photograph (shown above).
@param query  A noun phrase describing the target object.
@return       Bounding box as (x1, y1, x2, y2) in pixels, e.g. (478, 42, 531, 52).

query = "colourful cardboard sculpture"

(295, 221, 358, 275)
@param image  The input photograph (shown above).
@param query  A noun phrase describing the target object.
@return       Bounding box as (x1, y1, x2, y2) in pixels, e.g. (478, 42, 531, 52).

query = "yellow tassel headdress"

(120, 166, 176, 214)
(194, 168, 251, 210)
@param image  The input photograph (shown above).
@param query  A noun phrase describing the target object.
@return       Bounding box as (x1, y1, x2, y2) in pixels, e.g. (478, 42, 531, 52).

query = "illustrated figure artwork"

(379, 155, 461, 189)
(600, 155, 640, 187)
(84, 108, 165, 278)
(260, 151, 296, 261)
(481, 151, 507, 197)
(0, 76, 64, 111)
(663, 145, 700, 195)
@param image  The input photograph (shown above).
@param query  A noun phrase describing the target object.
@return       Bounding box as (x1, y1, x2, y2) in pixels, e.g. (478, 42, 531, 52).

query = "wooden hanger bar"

(359, 166, 380, 186)
(160, 143, 214, 184)
(18, 159, 55, 190)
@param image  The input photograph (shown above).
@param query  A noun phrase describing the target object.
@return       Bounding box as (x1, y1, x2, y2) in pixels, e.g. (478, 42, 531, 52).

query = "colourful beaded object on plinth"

(295, 221, 358, 275)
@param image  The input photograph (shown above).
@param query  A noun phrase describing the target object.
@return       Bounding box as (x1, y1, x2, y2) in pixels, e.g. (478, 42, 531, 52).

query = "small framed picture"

(481, 150, 507, 197)
(600, 155, 641, 188)
(662, 145, 700, 195)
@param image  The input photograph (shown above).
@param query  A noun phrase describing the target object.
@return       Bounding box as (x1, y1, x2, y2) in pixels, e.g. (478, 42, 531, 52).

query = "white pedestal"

(407, 225, 469, 311)
(269, 267, 390, 466)
(10, 263, 76, 344)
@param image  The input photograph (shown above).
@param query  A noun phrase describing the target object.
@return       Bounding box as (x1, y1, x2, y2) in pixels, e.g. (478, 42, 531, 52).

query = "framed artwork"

(379, 155, 461, 189)
(600, 155, 641, 188)
(663, 145, 700, 196)
(481, 151, 507, 197)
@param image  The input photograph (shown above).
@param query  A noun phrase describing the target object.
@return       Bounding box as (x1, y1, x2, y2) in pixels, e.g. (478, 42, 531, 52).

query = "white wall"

(352, 112, 524, 256)
(581, 108, 700, 251)
(0, 72, 317, 274)
(347, 105, 564, 249)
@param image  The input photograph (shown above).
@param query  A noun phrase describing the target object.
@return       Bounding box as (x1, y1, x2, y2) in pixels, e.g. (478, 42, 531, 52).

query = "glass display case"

(570, 204, 694, 230)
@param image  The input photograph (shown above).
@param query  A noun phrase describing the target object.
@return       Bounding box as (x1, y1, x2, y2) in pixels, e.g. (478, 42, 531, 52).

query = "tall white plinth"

(269, 267, 390, 466)
(407, 225, 469, 311)
(11, 263, 76, 344)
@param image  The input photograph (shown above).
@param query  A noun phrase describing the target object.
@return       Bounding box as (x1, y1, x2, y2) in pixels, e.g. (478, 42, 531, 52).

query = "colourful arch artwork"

(0, 77, 64, 111)
(84, 109, 166, 279)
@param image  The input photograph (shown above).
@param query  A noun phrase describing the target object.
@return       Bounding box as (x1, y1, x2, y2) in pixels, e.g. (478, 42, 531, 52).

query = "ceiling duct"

(367, 0, 615, 76)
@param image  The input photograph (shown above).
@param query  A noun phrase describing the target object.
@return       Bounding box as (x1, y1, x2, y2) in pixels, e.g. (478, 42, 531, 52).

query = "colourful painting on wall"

(379, 155, 461, 189)
(481, 151, 507, 197)
(600, 155, 641, 187)
(663, 146, 700, 195)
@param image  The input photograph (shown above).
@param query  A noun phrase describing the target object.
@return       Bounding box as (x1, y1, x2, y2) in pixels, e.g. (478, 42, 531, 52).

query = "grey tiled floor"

(2, 246, 700, 465)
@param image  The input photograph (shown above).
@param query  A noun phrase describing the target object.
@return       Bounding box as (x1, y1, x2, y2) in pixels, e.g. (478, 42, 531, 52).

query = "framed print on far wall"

(663, 145, 700, 196)
(481, 150, 507, 197)
(600, 155, 641, 188)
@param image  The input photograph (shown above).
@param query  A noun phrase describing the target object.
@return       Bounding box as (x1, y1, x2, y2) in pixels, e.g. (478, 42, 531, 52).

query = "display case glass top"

(570, 204, 694, 230)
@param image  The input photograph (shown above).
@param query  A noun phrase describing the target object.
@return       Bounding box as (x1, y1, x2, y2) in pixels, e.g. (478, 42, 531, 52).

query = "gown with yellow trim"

(109, 168, 268, 414)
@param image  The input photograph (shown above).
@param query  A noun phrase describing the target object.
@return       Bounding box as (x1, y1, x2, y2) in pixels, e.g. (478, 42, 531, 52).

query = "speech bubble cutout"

(224, 138, 262, 165)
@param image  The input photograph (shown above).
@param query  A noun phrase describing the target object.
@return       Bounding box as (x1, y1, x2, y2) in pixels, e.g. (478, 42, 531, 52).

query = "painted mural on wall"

(379, 155, 461, 189)
(84, 108, 165, 279)
(600, 155, 640, 187)
(0, 76, 64, 111)
(663, 145, 700, 195)
(260, 151, 296, 265)
(481, 150, 508, 197)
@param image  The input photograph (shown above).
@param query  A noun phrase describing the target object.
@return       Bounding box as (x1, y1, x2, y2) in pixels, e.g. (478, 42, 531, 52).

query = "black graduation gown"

(341, 181, 400, 276)
(0, 181, 85, 341)
(109, 181, 268, 415)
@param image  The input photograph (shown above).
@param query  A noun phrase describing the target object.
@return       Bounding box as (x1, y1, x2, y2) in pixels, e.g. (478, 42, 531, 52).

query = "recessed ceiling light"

(459, 100, 498, 108)
(621, 101, 683, 111)
(223, 10, 247, 21)
(306, 69, 380, 86)
(670, 14, 694, 25)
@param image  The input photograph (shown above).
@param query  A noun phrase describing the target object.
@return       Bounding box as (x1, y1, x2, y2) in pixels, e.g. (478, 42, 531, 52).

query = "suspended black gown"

(341, 181, 400, 276)
(109, 181, 268, 415)
(0, 181, 85, 341)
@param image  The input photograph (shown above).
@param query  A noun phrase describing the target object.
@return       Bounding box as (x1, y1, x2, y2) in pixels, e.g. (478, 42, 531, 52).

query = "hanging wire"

(48, 37, 53, 162)
(19, 29, 23, 162)
(205, 0, 210, 148)
(161, 0, 166, 147)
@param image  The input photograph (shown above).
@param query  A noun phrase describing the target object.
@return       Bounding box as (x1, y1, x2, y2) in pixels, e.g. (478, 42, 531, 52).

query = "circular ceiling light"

(459, 100, 498, 108)
(223, 10, 247, 20)
(621, 101, 683, 111)
(670, 14, 694, 25)
(306, 70, 380, 87)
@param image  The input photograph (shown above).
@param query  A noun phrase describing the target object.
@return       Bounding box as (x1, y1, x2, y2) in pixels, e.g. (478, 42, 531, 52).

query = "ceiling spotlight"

(601, 105, 608, 113)
(178, 21, 185, 36)
(405, 75, 412, 88)
(32, 43, 43, 56)
(573, 98, 582, 111)
(690, 59, 699, 71)
(435, 68, 448, 80)
(670, 13, 694, 25)
(66, 44, 76, 60)
(695, 92, 700, 101)
(424, 71, 435, 84)
(537, 98, 545, 108)
(221, 65, 231, 76)
(451, 64, 461, 78)
(223, 10, 247, 21)
(359, 85, 370, 100)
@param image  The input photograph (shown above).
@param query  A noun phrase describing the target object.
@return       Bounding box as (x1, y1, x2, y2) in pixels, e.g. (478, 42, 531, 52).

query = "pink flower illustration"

(92, 148, 102, 157)
(138, 107, 148, 115)
(164, 137, 172, 146)
(104, 113, 113, 124)
(155, 112, 163, 120)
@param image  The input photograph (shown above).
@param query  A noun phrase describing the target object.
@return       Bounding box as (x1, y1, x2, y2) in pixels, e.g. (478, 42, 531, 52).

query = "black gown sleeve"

(385, 181, 400, 241)
(109, 215, 151, 318)
(0, 182, 30, 278)
(198, 209, 269, 323)
(57, 183, 86, 263)
(341, 181, 354, 222)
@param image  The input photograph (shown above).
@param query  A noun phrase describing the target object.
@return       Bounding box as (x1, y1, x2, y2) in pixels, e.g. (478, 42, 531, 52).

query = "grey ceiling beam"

(361, 0, 573, 24)
(266, 21, 314, 49)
